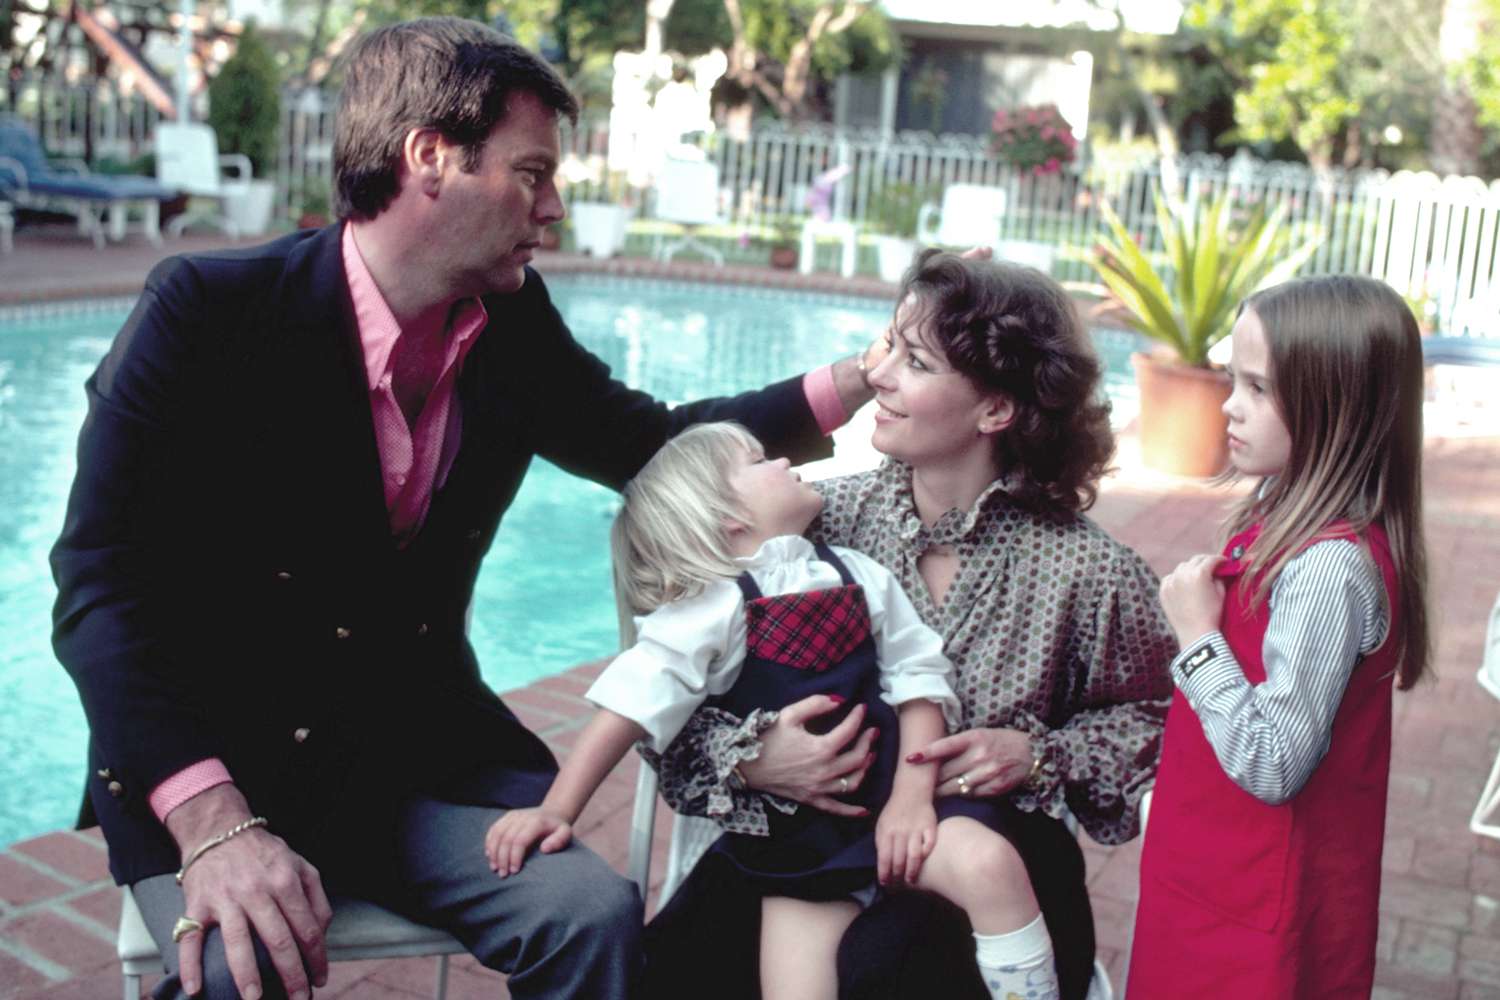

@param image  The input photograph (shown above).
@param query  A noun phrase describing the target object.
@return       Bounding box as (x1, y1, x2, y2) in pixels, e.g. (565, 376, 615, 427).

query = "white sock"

(973, 914, 1060, 1000)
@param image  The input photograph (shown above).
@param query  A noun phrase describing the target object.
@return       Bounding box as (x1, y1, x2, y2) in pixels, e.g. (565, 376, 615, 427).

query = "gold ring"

(839, 776, 850, 794)
(172, 916, 205, 944)
(956, 773, 971, 796)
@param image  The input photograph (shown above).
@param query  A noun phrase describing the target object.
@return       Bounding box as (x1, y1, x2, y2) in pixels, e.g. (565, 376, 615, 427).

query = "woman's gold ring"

(956, 773, 971, 796)
(839, 776, 850, 794)
(171, 916, 205, 944)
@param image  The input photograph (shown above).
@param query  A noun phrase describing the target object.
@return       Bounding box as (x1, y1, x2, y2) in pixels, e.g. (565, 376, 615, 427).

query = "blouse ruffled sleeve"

(1007, 546, 1176, 845)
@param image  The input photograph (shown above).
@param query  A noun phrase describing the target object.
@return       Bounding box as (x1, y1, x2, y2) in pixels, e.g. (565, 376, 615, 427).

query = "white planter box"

(570, 201, 630, 258)
(225, 178, 276, 237)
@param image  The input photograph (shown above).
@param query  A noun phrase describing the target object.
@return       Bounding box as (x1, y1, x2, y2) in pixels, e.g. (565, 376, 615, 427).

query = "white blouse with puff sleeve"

(585, 535, 960, 753)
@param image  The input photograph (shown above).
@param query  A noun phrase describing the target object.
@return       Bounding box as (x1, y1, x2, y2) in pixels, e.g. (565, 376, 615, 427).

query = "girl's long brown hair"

(1228, 275, 1430, 689)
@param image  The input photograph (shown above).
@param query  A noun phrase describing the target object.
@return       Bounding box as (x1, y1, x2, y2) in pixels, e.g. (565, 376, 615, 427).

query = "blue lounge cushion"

(0, 120, 175, 201)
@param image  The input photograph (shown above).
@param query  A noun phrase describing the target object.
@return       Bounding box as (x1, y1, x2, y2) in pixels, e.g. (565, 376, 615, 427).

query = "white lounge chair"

(1470, 592, 1500, 838)
(118, 889, 462, 1000)
(653, 153, 725, 266)
(154, 122, 253, 239)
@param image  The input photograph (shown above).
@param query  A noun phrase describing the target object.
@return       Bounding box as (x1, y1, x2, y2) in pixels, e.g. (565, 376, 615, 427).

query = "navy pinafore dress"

(701, 543, 901, 900)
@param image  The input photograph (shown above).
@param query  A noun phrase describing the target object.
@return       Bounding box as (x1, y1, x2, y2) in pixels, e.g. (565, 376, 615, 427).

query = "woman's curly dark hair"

(898, 249, 1115, 513)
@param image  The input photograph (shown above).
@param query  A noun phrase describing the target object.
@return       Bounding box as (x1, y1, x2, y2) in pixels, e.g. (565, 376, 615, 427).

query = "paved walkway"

(2, 224, 1499, 998)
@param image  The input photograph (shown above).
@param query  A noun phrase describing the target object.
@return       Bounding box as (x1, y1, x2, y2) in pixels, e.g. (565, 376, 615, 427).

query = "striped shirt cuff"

(1170, 631, 1237, 697)
(149, 759, 234, 822)
(802, 365, 847, 436)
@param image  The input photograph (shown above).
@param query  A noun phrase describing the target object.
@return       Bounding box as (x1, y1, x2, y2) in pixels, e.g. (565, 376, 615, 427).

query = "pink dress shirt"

(149, 223, 852, 822)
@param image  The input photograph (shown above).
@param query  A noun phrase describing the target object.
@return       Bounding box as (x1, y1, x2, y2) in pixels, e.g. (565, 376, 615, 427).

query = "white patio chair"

(154, 122, 252, 239)
(628, 763, 1116, 1000)
(1469, 591, 1500, 837)
(917, 183, 1008, 251)
(652, 153, 725, 266)
(799, 164, 858, 278)
(118, 889, 463, 1000)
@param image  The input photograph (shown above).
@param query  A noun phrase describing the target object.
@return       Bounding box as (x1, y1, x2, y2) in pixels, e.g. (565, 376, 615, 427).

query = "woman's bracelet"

(1023, 743, 1047, 790)
(175, 816, 269, 884)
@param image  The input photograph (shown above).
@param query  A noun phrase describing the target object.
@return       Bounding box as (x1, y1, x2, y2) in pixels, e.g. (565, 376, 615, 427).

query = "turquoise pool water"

(0, 277, 1142, 849)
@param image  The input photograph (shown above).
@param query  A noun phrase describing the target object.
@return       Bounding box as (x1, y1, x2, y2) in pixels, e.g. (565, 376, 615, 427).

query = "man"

(51, 17, 870, 999)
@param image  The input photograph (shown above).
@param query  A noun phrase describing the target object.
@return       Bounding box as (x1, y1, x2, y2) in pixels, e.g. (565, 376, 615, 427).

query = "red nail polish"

(828, 694, 845, 705)
(906, 752, 924, 763)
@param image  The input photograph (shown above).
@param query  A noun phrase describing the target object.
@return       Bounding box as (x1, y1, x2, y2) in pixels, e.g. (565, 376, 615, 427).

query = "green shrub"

(207, 22, 282, 178)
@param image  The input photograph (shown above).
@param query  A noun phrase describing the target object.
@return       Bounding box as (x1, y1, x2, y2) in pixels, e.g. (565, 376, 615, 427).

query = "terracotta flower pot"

(1131, 352, 1232, 477)
(770, 246, 799, 269)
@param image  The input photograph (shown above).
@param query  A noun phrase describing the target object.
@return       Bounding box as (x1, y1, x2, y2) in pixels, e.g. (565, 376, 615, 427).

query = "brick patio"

(2, 224, 1498, 998)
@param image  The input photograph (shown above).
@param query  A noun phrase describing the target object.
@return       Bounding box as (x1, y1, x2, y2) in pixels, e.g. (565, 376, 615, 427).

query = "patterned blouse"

(653, 459, 1177, 846)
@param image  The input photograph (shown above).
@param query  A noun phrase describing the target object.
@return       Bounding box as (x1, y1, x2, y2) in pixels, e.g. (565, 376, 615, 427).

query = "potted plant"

(1092, 190, 1319, 476)
(768, 214, 800, 269)
(207, 22, 281, 236)
(569, 170, 632, 258)
(865, 182, 926, 283)
(989, 104, 1078, 177)
(294, 175, 331, 229)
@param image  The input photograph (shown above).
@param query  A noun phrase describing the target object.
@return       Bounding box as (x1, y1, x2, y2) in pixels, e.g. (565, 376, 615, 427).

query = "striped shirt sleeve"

(1169, 538, 1389, 805)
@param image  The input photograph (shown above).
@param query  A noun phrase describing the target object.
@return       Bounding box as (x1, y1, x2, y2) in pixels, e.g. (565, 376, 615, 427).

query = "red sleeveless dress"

(1128, 523, 1398, 999)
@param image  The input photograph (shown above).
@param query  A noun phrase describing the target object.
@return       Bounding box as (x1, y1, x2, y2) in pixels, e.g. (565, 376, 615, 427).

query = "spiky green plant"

(1092, 190, 1321, 366)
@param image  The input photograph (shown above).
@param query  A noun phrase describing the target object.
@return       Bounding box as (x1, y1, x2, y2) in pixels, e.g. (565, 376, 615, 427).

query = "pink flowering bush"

(989, 104, 1078, 175)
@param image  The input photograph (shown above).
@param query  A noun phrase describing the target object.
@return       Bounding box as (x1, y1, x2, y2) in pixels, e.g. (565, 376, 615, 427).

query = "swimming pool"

(0, 276, 1142, 849)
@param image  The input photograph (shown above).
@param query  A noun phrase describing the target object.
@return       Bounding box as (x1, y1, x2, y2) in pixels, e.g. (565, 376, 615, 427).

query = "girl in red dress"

(1128, 275, 1431, 999)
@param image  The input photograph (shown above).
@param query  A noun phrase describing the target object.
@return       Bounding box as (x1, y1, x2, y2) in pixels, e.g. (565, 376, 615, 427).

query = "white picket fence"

(9, 76, 1500, 336)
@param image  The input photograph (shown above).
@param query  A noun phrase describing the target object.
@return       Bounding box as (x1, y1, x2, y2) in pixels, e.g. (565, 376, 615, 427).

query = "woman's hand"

(1159, 553, 1227, 647)
(875, 792, 936, 886)
(739, 695, 878, 817)
(910, 727, 1035, 799)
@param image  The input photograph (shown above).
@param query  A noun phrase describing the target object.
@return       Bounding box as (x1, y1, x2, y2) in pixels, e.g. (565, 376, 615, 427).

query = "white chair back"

(155, 123, 238, 196)
(917, 183, 1008, 248)
(654, 157, 720, 226)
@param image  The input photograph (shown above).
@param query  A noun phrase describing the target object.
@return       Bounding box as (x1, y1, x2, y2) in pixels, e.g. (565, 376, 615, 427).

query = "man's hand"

(165, 785, 331, 1000)
(484, 807, 574, 877)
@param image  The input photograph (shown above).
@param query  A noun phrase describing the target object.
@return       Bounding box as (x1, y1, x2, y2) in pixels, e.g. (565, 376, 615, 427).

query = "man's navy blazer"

(50, 224, 832, 885)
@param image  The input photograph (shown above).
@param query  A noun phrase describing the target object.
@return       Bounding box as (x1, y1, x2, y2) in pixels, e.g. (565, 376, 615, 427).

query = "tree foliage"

(1181, 0, 1443, 169)
(1468, 0, 1500, 135)
(207, 22, 282, 177)
(1183, 0, 1357, 167)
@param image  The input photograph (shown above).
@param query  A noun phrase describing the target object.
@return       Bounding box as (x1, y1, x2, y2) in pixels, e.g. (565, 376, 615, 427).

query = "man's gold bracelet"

(175, 817, 269, 884)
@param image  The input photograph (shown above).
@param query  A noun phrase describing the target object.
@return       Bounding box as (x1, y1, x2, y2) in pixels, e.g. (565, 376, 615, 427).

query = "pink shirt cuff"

(149, 759, 234, 822)
(803, 366, 848, 436)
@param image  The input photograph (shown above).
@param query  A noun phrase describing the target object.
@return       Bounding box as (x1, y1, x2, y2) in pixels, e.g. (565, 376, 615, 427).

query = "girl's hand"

(911, 728, 1034, 799)
(875, 794, 937, 886)
(739, 695, 878, 818)
(484, 807, 573, 877)
(1159, 554, 1227, 647)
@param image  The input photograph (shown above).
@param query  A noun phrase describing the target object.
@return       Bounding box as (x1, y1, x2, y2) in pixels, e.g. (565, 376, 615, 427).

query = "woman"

(644, 250, 1177, 1000)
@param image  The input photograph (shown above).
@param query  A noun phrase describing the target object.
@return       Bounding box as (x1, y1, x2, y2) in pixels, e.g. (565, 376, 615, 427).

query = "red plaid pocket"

(745, 584, 871, 672)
